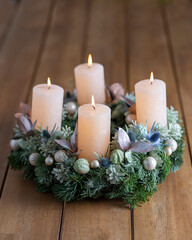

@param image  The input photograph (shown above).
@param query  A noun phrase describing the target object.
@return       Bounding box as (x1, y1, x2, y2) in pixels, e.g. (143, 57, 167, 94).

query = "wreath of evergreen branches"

(8, 91, 184, 209)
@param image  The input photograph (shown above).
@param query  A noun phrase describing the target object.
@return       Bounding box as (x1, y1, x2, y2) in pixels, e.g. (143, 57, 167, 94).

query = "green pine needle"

(8, 98, 184, 208)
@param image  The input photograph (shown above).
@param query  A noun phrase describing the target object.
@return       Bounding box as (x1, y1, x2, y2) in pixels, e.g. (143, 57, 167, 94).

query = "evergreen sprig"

(8, 96, 184, 208)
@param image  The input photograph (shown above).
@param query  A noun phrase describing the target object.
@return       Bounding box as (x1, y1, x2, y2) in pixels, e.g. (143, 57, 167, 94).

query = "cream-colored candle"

(78, 96, 111, 162)
(31, 78, 64, 131)
(74, 54, 106, 105)
(135, 72, 167, 130)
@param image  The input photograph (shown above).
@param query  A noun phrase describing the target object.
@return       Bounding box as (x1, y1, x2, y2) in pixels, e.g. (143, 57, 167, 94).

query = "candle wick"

(92, 106, 96, 110)
(48, 86, 50, 89)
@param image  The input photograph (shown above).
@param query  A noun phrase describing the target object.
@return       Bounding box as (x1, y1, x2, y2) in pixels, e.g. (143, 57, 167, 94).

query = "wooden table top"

(0, 0, 191, 239)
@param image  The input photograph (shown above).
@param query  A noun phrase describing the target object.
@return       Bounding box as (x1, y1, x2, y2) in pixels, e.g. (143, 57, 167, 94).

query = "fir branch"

(8, 151, 25, 170)
(35, 157, 54, 187)
(8, 100, 185, 208)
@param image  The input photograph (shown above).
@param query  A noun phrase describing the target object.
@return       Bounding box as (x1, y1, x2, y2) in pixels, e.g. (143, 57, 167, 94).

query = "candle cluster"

(10, 71, 184, 208)
(31, 55, 167, 162)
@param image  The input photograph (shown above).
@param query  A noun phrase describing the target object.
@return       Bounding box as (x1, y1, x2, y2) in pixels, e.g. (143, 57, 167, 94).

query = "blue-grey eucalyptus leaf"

(118, 128, 131, 152)
(129, 141, 153, 153)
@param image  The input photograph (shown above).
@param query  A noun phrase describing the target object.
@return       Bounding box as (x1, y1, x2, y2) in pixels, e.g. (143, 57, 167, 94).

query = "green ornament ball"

(54, 150, 68, 163)
(143, 157, 157, 171)
(165, 139, 177, 152)
(29, 153, 40, 166)
(73, 158, 90, 174)
(111, 149, 124, 164)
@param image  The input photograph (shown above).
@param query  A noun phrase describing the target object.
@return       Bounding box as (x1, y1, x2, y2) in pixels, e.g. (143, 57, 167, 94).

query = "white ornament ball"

(125, 114, 136, 125)
(91, 160, 100, 168)
(54, 150, 67, 163)
(175, 123, 182, 130)
(165, 139, 177, 152)
(64, 102, 77, 115)
(143, 157, 157, 171)
(29, 153, 40, 166)
(45, 156, 54, 166)
(165, 147, 172, 156)
(10, 139, 20, 151)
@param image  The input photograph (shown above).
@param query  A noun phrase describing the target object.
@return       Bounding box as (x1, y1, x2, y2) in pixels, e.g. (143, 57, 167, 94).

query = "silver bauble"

(90, 160, 100, 168)
(165, 147, 172, 156)
(165, 139, 177, 152)
(45, 156, 54, 166)
(64, 102, 77, 115)
(29, 153, 40, 166)
(54, 150, 68, 163)
(10, 139, 20, 151)
(143, 157, 157, 171)
(125, 114, 136, 125)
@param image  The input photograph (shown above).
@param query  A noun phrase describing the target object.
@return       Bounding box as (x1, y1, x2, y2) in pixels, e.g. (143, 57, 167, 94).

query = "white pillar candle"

(78, 96, 111, 162)
(135, 72, 167, 130)
(74, 54, 106, 105)
(31, 78, 64, 131)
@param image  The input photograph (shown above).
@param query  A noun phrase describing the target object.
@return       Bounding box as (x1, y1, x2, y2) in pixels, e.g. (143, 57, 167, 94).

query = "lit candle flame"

(47, 77, 51, 89)
(88, 54, 92, 67)
(92, 95, 95, 110)
(150, 72, 154, 84)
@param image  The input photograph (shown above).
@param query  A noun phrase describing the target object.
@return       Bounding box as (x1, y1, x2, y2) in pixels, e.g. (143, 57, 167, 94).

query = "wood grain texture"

(164, 0, 192, 159)
(84, 0, 127, 88)
(0, 170, 62, 240)
(61, 0, 131, 239)
(0, 0, 19, 47)
(63, 199, 131, 240)
(32, 0, 88, 92)
(0, 233, 14, 240)
(0, 0, 89, 239)
(0, 0, 191, 239)
(0, 0, 54, 189)
(127, 0, 192, 239)
(0, 0, 63, 239)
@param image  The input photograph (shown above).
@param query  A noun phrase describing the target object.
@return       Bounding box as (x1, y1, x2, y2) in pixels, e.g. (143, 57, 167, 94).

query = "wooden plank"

(0, 0, 53, 188)
(0, 170, 62, 240)
(164, 0, 192, 159)
(0, 0, 64, 239)
(61, 0, 131, 239)
(63, 199, 131, 240)
(0, 0, 19, 47)
(127, 0, 192, 239)
(0, 233, 14, 240)
(32, 0, 88, 91)
(0, 0, 89, 239)
(84, 0, 127, 88)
